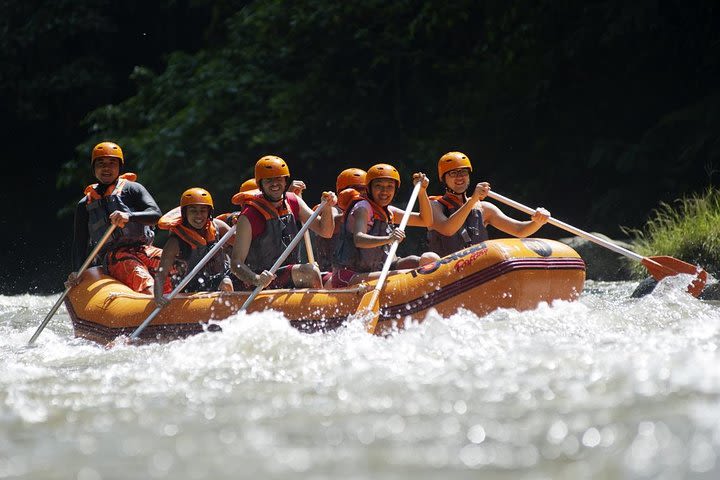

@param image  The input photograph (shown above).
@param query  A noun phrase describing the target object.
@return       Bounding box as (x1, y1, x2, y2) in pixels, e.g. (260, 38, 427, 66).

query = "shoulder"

(241, 205, 265, 234)
(350, 199, 370, 213)
(285, 192, 301, 215)
(213, 218, 231, 232)
(120, 180, 149, 197)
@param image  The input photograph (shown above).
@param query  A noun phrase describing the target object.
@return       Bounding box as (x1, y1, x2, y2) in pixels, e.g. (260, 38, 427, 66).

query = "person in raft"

(65, 141, 166, 294)
(311, 168, 367, 273)
(230, 155, 337, 290)
(153, 188, 234, 307)
(216, 178, 258, 227)
(427, 151, 551, 258)
(330, 163, 440, 288)
(218, 178, 307, 227)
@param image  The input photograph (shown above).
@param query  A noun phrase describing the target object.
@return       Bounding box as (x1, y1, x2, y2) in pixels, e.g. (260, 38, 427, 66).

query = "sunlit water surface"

(2, 278, 720, 480)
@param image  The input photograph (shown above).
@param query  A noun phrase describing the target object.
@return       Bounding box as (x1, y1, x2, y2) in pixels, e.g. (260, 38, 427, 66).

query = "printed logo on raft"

(521, 238, 553, 257)
(415, 243, 489, 275)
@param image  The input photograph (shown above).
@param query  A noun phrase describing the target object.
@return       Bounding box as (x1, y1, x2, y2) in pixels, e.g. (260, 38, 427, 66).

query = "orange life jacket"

(158, 206, 217, 248)
(84, 173, 137, 203)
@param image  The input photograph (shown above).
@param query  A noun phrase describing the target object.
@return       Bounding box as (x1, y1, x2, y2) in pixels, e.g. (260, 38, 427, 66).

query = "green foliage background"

(56, 1, 720, 227)
(1, 0, 719, 292)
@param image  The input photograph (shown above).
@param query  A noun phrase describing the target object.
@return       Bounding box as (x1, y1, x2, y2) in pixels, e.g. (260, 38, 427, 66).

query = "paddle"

(355, 180, 423, 334)
(293, 188, 316, 264)
(237, 198, 328, 312)
(28, 224, 118, 345)
(486, 191, 708, 297)
(126, 224, 237, 342)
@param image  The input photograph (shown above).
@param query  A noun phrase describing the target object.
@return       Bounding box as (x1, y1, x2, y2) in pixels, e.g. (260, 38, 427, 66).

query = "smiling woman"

(153, 187, 234, 306)
(427, 151, 551, 259)
(329, 163, 439, 289)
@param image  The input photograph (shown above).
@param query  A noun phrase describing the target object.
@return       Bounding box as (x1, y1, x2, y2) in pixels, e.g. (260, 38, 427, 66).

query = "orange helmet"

(336, 168, 367, 192)
(239, 178, 257, 193)
(231, 178, 259, 205)
(255, 155, 290, 182)
(92, 142, 124, 166)
(180, 187, 214, 209)
(438, 151, 472, 182)
(366, 163, 400, 188)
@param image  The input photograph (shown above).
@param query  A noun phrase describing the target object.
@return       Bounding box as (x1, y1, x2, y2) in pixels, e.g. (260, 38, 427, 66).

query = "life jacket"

(84, 173, 154, 254)
(310, 199, 347, 272)
(243, 191, 301, 273)
(427, 192, 488, 257)
(334, 192, 395, 272)
(337, 188, 362, 211)
(158, 207, 228, 291)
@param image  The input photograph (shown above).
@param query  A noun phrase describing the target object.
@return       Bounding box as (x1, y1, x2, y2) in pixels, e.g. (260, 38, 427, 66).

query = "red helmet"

(92, 142, 124, 166)
(438, 151, 472, 182)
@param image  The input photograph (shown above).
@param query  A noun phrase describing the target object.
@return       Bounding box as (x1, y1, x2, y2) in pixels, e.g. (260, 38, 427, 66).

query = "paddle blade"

(642, 256, 707, 297)
(354, 290, 381, 334)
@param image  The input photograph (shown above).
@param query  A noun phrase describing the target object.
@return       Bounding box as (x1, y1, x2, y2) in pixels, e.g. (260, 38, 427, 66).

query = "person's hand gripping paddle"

(354, 179, 423, 334)
(237, 197, 330, 313)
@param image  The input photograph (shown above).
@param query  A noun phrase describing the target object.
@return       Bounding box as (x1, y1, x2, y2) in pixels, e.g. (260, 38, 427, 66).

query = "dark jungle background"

(1, 0, 718, 294)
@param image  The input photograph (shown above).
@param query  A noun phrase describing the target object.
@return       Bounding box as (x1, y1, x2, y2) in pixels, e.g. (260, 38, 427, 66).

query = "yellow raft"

(65, 238, 585, 344)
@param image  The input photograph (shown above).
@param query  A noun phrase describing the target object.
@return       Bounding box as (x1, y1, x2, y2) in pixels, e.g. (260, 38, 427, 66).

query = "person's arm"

(430, 182, 490, 236)
(154, 237, 179, 306)
(230, 215, 275, 287)
(213, 218, 235, 272)
(299, 192, 337, 238)
(332, 206, 343, 234)
(392, 173, 433, 227)
(213, 218, 234, 246)
(110, 182, 162, 227)
(211, 218, 234, 292)
(351, 205, 404, 248)
(482, 202, 550, 237)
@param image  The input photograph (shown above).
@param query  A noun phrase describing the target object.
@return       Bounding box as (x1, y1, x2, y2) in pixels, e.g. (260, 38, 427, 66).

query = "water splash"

(1, 283, 719, 479)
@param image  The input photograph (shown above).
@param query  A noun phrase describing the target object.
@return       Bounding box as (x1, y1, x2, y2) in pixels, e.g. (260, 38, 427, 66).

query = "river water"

(2, 277, 719, 480)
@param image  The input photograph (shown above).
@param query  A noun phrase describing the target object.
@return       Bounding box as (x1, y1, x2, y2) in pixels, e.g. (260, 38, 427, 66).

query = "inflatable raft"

(65, 238, 585, 344)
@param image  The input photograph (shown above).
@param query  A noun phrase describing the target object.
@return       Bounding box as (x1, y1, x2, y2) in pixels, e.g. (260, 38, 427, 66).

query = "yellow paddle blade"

(355, 290, 381, 334)
(642, 255, 707, 298)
